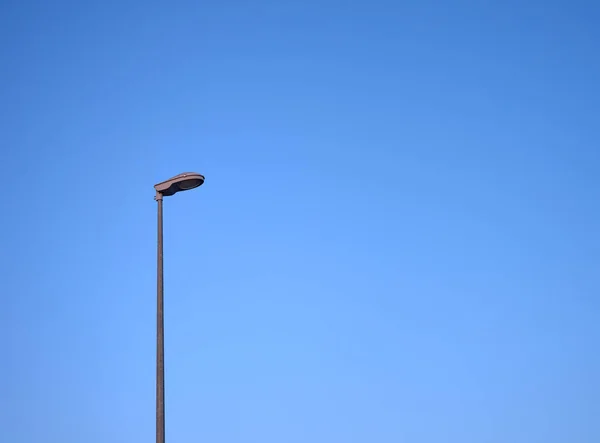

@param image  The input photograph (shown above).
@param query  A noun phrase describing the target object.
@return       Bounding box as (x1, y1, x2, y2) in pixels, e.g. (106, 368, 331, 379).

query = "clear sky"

(1, 1, 599, 442)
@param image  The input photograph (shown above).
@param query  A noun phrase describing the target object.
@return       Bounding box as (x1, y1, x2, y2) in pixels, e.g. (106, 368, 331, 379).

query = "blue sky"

(1, 0, 599, 441)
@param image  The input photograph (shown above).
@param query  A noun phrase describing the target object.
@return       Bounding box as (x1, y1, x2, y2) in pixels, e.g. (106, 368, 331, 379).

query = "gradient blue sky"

(1, 1, 599, 442)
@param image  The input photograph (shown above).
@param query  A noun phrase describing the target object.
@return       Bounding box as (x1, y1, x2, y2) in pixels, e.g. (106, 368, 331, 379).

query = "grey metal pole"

(156, 193, 165, 443)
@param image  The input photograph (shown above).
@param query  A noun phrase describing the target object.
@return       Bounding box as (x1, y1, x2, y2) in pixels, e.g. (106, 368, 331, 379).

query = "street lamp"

(154, 172, 205, 443)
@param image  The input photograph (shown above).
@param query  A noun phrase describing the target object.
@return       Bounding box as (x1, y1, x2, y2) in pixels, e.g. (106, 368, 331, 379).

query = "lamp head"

(154, 172, 205, 197)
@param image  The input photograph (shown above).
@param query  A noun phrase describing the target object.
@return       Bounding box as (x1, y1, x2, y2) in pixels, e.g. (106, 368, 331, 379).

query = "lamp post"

(154, 172, 205, 443)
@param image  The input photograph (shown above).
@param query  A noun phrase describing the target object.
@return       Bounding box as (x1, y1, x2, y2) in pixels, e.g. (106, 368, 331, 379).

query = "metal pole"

(156, 193, 165, 443)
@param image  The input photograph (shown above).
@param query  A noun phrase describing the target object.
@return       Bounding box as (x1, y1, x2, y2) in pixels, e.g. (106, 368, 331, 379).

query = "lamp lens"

(178, 178, 202, 190)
